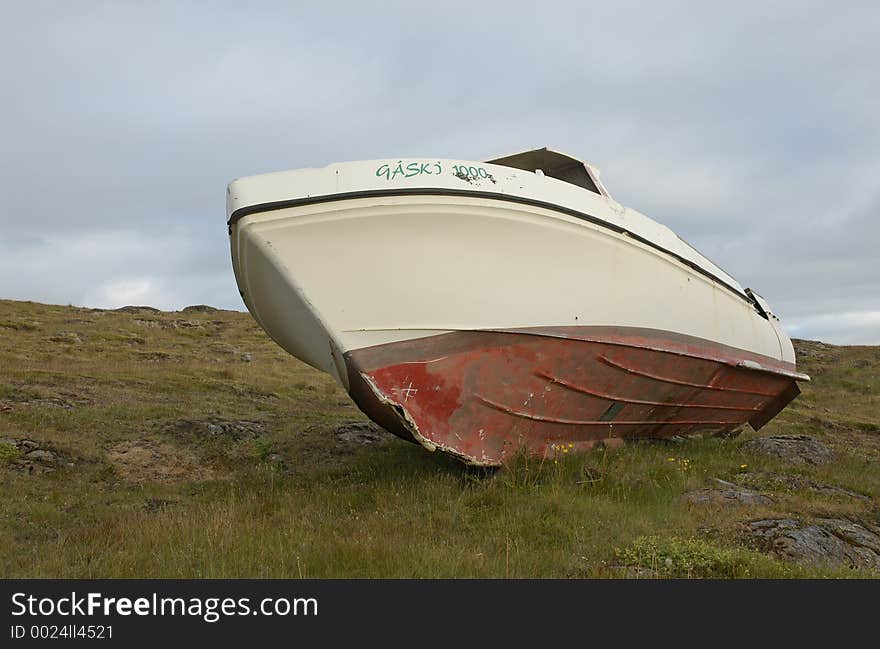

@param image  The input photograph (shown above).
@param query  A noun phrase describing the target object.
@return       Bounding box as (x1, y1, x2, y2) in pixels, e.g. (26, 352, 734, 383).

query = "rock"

(16, 439, 39, 453)
(741, 435, 834, 465)
(819, 519, 880, 554)
(335, 421, 387, 444)
(181, 305, 218, 313)
(23, 449, 56, 464)
(808, 482, 872, 501)
(132, 319, 162, 328)
(115, 306, 160, 314)
(14, 460, 55, 475)
(48, 332, 82, 344)
(684, 478, 773, 506)
(0, 437, 48, 462)
(735, 472, 871, 501)
(163, 418, 265, 441)
(1, 438, 63, 474)
(748, 518, 880, 570)
(2, 439, 62, 475)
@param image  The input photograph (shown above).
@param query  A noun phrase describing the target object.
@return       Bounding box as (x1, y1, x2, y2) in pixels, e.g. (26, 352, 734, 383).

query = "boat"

(226, 147, 809, 466)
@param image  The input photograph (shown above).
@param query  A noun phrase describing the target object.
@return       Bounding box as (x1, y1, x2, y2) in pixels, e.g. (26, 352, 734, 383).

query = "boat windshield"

(486, 147, 606, 196)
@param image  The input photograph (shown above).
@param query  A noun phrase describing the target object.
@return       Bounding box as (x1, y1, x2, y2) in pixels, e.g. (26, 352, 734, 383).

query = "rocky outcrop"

(734, 472, 871, 501)
(741, 435, 834, 465)
(0, 437, 69, 474)
(684, 478, 773, 506)
(334, 421, 387, 444)
(748, 518, 880, 570)
(114, 306, 161, 314)
(163, 418, 266, 441)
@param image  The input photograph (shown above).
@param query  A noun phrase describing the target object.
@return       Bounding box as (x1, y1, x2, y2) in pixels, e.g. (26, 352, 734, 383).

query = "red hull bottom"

(344, 327, 804, 466)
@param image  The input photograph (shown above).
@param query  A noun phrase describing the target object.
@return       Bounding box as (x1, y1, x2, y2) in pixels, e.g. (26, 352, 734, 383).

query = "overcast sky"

(1, 1, 877, 344)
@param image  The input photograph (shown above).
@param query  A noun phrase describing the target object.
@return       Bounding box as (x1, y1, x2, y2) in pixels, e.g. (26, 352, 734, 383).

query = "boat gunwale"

(227, 187, 757, 310)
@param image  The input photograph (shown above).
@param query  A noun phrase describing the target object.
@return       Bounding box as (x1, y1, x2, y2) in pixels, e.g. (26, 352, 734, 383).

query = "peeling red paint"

(345, 327, 804, 466)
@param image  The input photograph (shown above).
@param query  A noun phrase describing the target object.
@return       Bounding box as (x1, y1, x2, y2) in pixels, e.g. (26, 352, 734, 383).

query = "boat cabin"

(487, 147, 610, 197)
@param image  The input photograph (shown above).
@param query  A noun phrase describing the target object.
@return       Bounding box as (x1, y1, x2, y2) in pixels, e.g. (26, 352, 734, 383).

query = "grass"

(0, 442, 19, 464)
(0, 299, 877, 578)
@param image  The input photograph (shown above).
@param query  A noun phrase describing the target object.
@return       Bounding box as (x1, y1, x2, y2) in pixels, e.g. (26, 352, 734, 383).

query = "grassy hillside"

(1, 299, 877, 578)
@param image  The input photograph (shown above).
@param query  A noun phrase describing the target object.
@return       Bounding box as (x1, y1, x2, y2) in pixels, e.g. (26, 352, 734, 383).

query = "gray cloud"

(1, 1, 877, 344)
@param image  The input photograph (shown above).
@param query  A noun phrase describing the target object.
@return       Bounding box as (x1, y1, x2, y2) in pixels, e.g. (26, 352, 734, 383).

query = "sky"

(1, 1, 877, 344)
